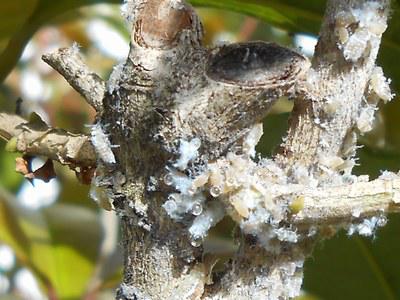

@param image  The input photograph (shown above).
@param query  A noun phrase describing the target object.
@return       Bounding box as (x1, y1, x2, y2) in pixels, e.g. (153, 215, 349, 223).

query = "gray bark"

(0, 0, 396, 299)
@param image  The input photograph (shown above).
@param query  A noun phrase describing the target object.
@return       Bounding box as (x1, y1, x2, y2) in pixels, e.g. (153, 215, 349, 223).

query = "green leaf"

(190, 0, 324, 34)
(0, 188, 101, 299)
(41, 204, 102, 299)
(257, 111, 290, 156)
(0, 187, 32, 264)
(0, 186, 55, 291)
(304, 217, 400, 299)
(0, 146, 22, 191)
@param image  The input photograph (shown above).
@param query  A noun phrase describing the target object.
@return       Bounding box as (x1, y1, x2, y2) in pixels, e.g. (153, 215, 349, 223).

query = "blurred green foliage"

(0, 0, 400, 299)
(0, 189, 102, 299)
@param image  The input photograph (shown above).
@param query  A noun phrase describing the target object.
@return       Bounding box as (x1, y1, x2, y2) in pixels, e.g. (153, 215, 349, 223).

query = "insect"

(90, 122, 116, 164)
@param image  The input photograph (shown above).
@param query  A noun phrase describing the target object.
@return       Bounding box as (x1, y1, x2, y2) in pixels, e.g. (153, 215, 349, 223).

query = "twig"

(0, 113, 96, 168)
(42, 46, 105, 112)
(293, 177, 400, 226)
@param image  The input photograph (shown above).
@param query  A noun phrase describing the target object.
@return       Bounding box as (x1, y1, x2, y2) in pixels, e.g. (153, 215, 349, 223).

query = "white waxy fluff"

(173, 138, 201, 170)
(90, 122, 116, 164)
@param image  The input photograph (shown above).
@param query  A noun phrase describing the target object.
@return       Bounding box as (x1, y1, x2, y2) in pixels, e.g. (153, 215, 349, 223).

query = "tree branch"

(42, 45, 105, 112)
(0, 113, 96, 168)
(201, 0, 394, 298)
(277, 0, 392, 177)
(293, 176, 400, 226)
(10, 0, 394, 299)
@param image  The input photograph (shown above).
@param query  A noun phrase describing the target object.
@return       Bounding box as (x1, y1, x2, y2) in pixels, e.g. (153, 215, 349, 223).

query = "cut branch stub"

(132, 0, 201, 49)
(207, 42, 307, 87)
(160, 42, 310, 158)
(117, 2, 310, 160)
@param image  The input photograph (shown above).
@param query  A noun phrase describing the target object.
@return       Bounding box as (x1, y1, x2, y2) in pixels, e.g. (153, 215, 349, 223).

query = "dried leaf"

(28, 112, 48, 130)
(15, 156, 56, 183)
(75, 166, 96, 185)
(29, 159, 56, 183)
(15, 156, 31, 176)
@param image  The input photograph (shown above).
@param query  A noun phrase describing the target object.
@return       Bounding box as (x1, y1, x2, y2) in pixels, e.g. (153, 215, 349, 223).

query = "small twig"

(0, 112, 96, 168)
(42, 45, 105, 112)
(293, 177, 400, 226)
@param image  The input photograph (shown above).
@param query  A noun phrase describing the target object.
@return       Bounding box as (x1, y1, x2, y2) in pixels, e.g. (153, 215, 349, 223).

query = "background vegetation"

(0, 0, 399, 299)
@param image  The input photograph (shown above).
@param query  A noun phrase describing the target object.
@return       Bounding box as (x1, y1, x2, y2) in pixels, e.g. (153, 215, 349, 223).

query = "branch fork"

(0, 0, 396, 299)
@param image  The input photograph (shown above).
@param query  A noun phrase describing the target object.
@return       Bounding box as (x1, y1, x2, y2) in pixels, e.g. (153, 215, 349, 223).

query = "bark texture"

(0, 0, 396, 299)
(0, 112, 95, 168)
(110, 1, 393, 299)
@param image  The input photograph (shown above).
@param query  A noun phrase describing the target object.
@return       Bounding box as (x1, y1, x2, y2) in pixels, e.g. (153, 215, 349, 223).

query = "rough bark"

(42, 45, 105, 112)
(0, 112, 95, 168)
(0, 0, 396, 299)
(112, 1, 393, 299)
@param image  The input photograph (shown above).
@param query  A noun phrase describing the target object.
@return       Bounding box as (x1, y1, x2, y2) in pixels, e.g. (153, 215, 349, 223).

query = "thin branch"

(293, 177, 400, 226)
(42, 45, 105, 112)
(0, 113, 27, 140)
(202, 1, 393, 298)
(277, 0, 391, 174)
(0, 113, 96, 168)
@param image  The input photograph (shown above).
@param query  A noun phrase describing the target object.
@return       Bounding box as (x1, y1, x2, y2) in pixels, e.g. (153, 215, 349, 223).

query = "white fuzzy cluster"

(173, 138, 201, 170)
(290, 163, 319, 187)
(347, 215, 387, 236)
(188, 201, 225, 246)
(170, 0, 185, 10)
(356, 66, 394, 135)
(162, 126, 305, 252)
(379, 170, 399, 180)
(90, 122, 116, 164)
(368, 66, 394, 104)
(258, 259, 304, 300)
(356, 104, 377, 134)
(119, 283, 151, 300)
(332, 3, 393, 143)
(162, 138, 225, 246)
(162, 124, 263, 245)
(107, 62, 125, 95)
(161, 119, 394, 252)
(229, 157, 302, 252)
(335, 2, 388, 62)
(70, 42, 81, 55)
